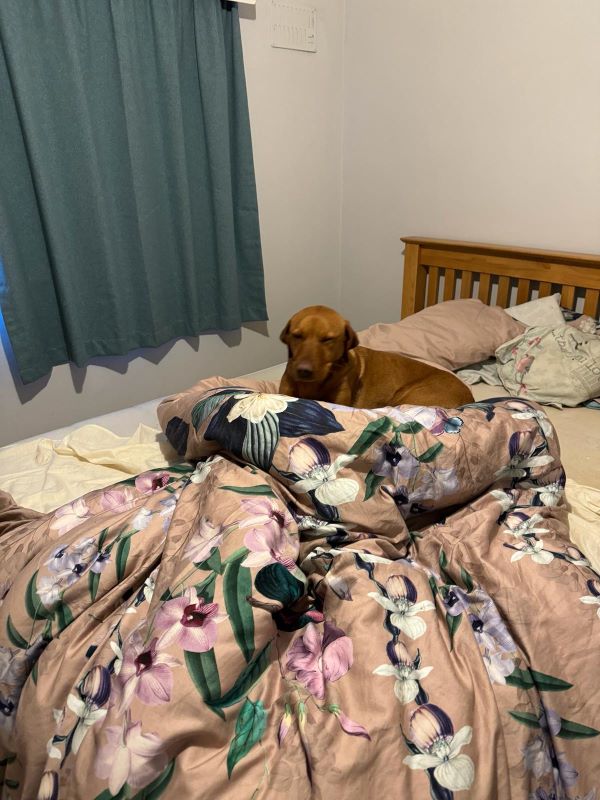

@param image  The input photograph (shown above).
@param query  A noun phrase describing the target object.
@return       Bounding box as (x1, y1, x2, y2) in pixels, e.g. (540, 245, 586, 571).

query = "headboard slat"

(427, 266, 440, 306)
(516, 279, 531, 305)
(478, 273, 491, 304)
(560, 285, 576, 310)
(496, 276, 511, 307)
(583, 289, 600, 318)
(443, 269, 457, 301)
(460, 271, 474, 299)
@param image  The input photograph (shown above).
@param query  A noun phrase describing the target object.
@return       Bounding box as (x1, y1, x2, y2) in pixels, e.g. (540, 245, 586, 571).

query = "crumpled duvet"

(0, 377, 599, 800)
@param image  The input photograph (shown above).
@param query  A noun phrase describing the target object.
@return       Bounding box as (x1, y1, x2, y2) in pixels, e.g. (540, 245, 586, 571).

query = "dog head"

(280, 305, 359, 383)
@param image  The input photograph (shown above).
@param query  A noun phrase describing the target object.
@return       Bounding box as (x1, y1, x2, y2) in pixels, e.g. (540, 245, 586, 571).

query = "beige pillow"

(506, 293, 565, 327)
(358, 299, 525, 370)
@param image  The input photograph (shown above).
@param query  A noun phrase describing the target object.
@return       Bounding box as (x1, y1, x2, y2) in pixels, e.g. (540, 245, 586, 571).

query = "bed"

(1, 239, 599, 800)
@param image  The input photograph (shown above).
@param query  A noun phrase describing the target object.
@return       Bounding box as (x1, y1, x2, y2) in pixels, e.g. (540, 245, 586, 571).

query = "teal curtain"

(0, 0, 267, 384)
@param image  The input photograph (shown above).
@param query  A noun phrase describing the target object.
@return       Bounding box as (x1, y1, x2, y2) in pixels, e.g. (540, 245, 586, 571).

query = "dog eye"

(321, 337, 334, 344)
(292, 333, 303, 340)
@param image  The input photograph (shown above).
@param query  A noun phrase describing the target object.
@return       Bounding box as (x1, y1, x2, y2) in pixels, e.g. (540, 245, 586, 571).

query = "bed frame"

(400, 237, 600, 320)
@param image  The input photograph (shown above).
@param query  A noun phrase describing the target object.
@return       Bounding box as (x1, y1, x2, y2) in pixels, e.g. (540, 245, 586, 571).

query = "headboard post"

(401, 242, 426, 318)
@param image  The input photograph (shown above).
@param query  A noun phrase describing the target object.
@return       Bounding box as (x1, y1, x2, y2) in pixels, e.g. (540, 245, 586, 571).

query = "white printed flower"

(509, 406, 553, 438)
(403, 704, 474, 791)
(528, 482, 564, 507)
(373, 642, 432, 703)
(184, 517, 224, 564)
(510, 539, 554, 565)
(490, 489, 517, 512)
(190, 456, 224, 484)
(291, 453, 359, 506)
(227, 393, 295, 424)
(503, 513, 549, 539)
(49, 498, 91, 536)
(132, 508, 153, 531)
(580, 579, 600, 618)
(66, 692, 108, 754)
(368, 575, 434, 640)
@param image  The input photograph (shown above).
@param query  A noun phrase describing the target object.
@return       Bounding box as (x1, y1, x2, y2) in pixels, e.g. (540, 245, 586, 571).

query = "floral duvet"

(0, 376, 599, 800)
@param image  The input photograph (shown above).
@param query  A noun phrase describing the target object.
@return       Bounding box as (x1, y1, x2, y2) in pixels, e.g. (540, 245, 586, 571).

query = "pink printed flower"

(184, 517, 224, 564)
(286, 621, 353, 700)
(239, 498, 299, 571)
(154, 588, 227, 652)
(117, 631, 180, 712)
(95, 718, 166, 796)
(49, 498, 91, 536)
(328, 705, 371, 739)
(101, 487, 137, 513)
(242, 525, 299, 571)
(135, 471, 170, 495)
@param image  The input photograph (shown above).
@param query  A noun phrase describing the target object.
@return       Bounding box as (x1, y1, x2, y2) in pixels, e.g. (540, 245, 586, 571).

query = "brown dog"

(279, 305, 474, 408)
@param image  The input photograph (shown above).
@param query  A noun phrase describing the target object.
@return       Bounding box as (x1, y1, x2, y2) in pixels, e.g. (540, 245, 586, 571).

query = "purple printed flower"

(403, 704, 475, 791)
(95, 717, 166, 796)
(135, 471, 170, 495)
(184, 517, 225, 564)
(468, 597, 516, 655)
(154, 588, 227, 652)
(117, 631, 180, 712)
(278, 704, 293, 746)
(373, 443, 420, 484)
(67, 666, 111, 754)
(522, 736, 552, 778)
(443, 586, 471, 617)
(286, 621, 353, 700)
(368, 575, 434, 640)
(49, 498, 91, 536)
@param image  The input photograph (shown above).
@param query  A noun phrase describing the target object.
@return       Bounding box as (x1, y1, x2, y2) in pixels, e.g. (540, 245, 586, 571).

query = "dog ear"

(344, 322, 359, 351)
(279, 321, 291, 343)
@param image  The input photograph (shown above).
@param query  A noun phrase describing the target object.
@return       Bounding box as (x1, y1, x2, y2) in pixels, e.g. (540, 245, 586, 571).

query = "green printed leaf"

(508, 710, 541, 729)
(556, 718, 600, 740)
(93, 786, 130, 800)
(192, 392, 236, 430)
(460, 567, 474, 593)
(88, 570, 101, 603)
(31, 662, 38, 685)
(207, 641, 272, 710)
(394, 421, 423, 434)
(227, 698, 267, 778)
(184, 649, 225, 720)
(438, 548, 453, 584)
(195, 572, 217, 603)
(55, 602, 73, 633)
(220, 485, 275, 497)
(254, 563, 304, 606)
(6, 616, 28, 649)
(224, 553, 255, 663)
(116, 536, 132, 582)
(167, 464, 195, 474)
(130, 760, 176, 799)
(348, 417, 392, 456)
(97, 528, 110, 551)
(428, 576, 439, 598)
(364, 471, 385, 501)
(446, 612, 462, 651)
(416, 442, 444, 463)
(196, 548, 222, 574)
(25, 571, 54, 621)
(506, 667, 573, 693)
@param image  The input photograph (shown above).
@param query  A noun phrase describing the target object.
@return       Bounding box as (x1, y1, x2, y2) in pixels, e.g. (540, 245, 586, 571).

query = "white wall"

(341, 0, 600, 330)
(0, 0, 345, 446)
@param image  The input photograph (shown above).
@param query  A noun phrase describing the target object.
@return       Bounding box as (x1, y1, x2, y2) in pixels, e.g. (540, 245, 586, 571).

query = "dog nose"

(296, 363, 314, 380)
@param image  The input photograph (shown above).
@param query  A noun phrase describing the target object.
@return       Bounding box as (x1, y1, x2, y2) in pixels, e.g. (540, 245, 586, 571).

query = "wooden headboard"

(400, 237, 600, 320)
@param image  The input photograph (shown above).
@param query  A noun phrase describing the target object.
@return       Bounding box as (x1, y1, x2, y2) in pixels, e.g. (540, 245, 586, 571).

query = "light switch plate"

(271, 1, 317, 52)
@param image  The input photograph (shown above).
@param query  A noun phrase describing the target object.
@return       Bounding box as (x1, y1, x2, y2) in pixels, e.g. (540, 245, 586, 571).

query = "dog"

(279, 305, 474, 408)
